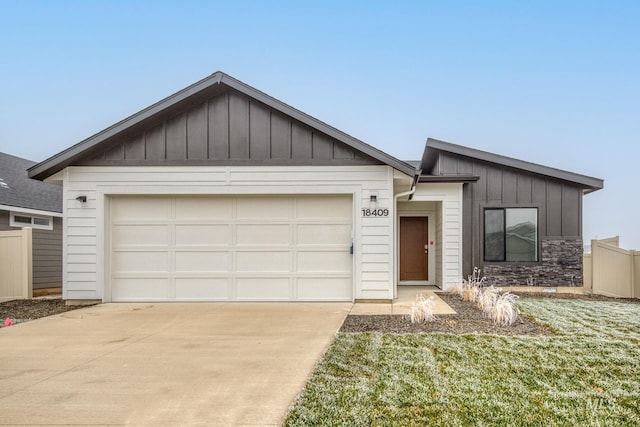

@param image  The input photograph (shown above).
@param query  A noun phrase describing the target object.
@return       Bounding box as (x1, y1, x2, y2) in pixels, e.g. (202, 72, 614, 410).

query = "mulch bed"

(340, 293, 554, 336)
(0, 299, 86, 327)
(341, 291, 640, 336)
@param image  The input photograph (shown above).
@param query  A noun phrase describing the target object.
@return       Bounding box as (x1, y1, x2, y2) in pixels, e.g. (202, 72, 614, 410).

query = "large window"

(484, 208, 538, 262)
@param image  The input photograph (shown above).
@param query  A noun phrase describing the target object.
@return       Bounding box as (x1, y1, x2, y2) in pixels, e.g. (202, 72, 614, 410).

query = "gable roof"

(421, 138, 603, 193)
(29, 72, 416, 181)
(0, 152, 62, 213)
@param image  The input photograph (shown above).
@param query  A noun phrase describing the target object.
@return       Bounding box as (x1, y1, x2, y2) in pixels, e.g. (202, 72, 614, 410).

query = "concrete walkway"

(0, 302, 351, 426)
(351, 286, 456, 315)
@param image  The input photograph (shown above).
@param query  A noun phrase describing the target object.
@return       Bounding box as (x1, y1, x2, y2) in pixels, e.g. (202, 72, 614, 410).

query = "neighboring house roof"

(421, 138, 603, 193)
(28, 71, 417, 181)
(0, 152, 62, 214)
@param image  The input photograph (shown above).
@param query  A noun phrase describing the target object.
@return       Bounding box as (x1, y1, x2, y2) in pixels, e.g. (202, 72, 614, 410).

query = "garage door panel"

(236, 278, 290, 300)
(236, 251, 290, 272)
(297, 278, 352, 300)
(174, 278, 230, 300)
(175, 224, 231, 246)
(112, 225, 170, 246)
(112, 198, 171, 220)
(297, 251, 352, 273)
(297, 224, 351, 245)
(236, 224, 290, 245)
(112, 278, 170, 300)
(174, 197, 233, 220)
(297, 196, 351, 219)
(175, 252, 230, 272)
(110, 195, 352, 301)
(112, 252, 169, 272)
(236, 198, 292, 219)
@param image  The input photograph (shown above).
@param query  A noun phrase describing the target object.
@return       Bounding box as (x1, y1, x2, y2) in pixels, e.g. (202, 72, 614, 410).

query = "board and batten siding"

(61, 165, 396, 301)
(81, 88, 380, 168)
(435, 151, 584, 277)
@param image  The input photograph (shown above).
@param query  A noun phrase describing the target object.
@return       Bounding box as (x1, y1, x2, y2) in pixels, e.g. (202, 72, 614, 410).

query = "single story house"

(0, 152, 63, 290)
(28, 72, 603, 303)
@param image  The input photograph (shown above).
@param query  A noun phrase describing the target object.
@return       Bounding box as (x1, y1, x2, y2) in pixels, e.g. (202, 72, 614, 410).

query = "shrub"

(477, 286, 501, 314)
(448, 281, 465, 298)
(460, 267, 486, 303)
(408, 293, 437, 323)
(462, 284, 480, 303)
(491, 292, 519, 326)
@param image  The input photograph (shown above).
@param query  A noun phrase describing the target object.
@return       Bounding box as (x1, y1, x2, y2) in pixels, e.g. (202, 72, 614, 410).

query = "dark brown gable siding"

(436, 151, 584, 276)
(80, 89, 380, 167)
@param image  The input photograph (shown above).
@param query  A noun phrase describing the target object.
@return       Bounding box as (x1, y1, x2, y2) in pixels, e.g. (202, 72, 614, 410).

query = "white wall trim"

(0, 204, 63, 218)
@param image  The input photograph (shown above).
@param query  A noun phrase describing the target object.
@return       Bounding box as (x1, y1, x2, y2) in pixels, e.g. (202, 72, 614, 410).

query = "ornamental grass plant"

(408, 293, 437, 324)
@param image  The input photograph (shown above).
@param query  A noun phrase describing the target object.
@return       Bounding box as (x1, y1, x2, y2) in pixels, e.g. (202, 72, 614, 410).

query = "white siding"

(61, 165, 395, 301)
(411, 183, 463, 290)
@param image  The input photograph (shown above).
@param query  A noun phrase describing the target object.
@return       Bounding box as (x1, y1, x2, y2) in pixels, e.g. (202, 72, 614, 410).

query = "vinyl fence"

(0, 228, 32, 302)
(584, 237, 640, 298)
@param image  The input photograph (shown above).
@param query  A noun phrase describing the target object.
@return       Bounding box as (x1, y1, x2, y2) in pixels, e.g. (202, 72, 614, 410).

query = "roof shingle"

(0, 152, 62, 213)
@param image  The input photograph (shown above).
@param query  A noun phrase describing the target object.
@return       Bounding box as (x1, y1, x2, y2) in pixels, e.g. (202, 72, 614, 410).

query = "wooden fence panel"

(634, 252, 640, 298)
(583, 253, 592, 291)
(592, 240, 633, 298)
(0, 228, 32, 302)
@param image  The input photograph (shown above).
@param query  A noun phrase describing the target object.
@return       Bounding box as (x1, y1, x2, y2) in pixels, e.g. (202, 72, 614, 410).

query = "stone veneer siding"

(483, 238, 583, 287)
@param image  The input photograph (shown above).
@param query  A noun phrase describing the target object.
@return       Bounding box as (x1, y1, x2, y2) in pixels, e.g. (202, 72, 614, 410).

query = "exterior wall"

(32, 217, 63, 289)
(435, 151, 584, 286)
(484, 238, 583, 286)
(0, 210, 9, 229)
(62, 165, 396, 301)
(0, 210, 63, 290)
(410, 183, 463, 290)
(80, 88, 380, 168)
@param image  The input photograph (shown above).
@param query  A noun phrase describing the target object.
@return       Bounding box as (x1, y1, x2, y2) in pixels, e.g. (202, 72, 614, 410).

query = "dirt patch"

(340, 293, 554, 336)
(0, 299, 90, 327)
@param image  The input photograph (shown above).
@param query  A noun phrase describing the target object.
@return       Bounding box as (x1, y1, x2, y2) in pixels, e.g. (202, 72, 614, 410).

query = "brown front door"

(400, 217, 429, 281)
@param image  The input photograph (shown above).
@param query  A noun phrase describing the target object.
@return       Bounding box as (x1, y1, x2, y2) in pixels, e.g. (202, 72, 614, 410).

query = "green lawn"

(284, 298, 640, 426)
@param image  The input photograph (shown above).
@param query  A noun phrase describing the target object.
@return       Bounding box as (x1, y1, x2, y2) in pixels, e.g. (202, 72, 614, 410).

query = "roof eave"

(418, 175, 480, 183)
(425, 138, 604, 191)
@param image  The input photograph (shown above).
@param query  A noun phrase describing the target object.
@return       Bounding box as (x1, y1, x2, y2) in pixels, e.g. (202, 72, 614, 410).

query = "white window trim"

(9, 211, 54, 230)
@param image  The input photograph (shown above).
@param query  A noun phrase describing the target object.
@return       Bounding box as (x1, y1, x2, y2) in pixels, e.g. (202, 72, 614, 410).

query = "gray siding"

(435, 152, 583, 278)
(0, 210, 9, 230)
(32, 217, 63, 289)
(81, 89, 381, 167)
(0, 210, 62, 290)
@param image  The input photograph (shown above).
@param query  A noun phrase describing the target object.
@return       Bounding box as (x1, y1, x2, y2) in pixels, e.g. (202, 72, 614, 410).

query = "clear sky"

(1, 1, 638, 247)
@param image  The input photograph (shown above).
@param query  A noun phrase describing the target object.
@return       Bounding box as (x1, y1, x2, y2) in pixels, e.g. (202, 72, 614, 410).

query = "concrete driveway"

(0, 302, 351, 426)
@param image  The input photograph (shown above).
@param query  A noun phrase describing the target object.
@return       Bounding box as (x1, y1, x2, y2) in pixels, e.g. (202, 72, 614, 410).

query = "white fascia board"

(0, 204, 63, 217)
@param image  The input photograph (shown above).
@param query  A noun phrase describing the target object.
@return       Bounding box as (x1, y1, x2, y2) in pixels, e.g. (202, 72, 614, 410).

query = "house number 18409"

(362, 208, 389, 217)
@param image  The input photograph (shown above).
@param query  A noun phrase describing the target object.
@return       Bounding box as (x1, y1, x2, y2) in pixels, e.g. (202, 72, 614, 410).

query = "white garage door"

(109, 195, 353, 302)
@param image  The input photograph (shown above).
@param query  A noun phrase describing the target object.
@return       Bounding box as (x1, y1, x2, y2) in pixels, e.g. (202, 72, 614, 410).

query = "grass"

(284, 298, 640, 426)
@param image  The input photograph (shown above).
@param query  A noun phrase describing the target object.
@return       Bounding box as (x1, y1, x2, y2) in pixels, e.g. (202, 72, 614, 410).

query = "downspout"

(392, 170, 420, 299)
